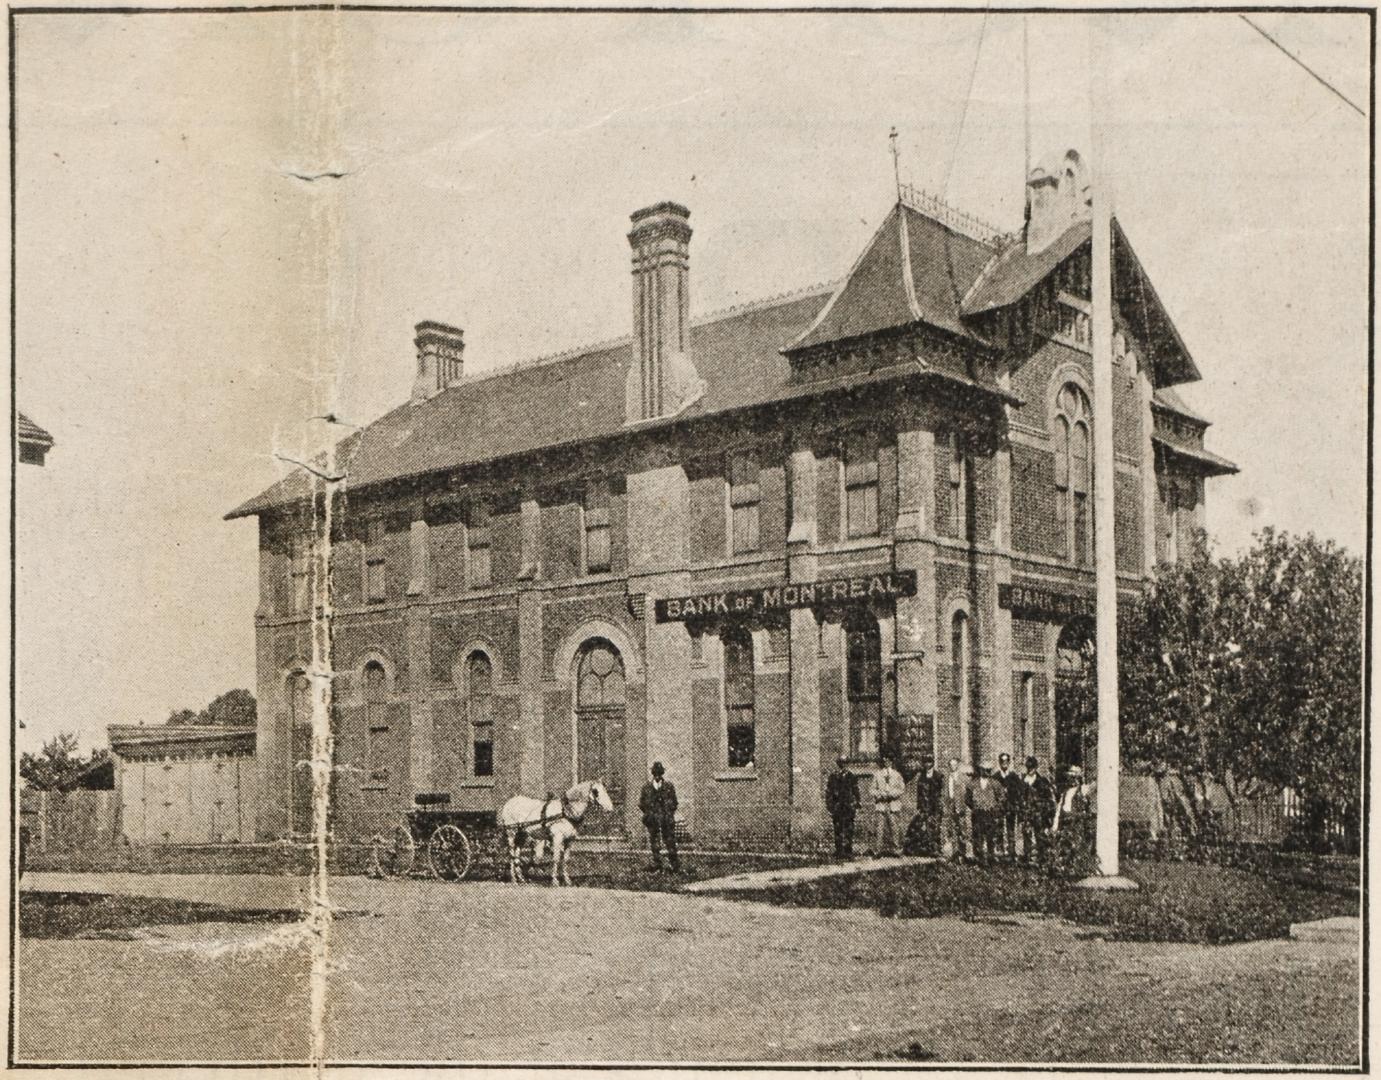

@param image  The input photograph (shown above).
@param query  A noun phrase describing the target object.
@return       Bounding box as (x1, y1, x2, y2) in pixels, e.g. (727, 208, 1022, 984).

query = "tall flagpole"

(1086, 12, 1135, 888)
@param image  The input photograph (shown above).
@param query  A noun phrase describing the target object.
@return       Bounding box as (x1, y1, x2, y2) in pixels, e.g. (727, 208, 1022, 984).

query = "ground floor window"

(467, 651, 494, 778)
(846, 614, 882, 757)
(723, 626, 755, 767)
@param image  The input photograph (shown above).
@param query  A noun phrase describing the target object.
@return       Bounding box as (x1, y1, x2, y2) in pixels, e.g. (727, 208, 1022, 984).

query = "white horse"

(499, 779, 614, 886)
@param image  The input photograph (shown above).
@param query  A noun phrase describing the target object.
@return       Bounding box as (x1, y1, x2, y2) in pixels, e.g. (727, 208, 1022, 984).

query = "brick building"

(227, 149, 1236, 848)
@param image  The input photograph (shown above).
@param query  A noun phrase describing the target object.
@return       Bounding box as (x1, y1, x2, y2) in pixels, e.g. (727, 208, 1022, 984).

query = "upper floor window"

(947, 433, 975, 543)
(363, 661, 389, 784)
(467, 652, 494, 778)
(723, 627, 756, 768)
(729, 451, 761, 554)
(1055, 384, 1092, 566)
(365, 521, 387, 603)
(584, 481, 612, 574)
(844, 434, 879, 539)
(290, 537, 312, 613)
(846, 614, 882, 758)
(466, 500, 491, 589)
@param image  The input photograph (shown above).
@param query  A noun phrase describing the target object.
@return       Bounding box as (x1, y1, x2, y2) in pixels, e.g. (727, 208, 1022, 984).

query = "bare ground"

(15, 872, 1360, 1066)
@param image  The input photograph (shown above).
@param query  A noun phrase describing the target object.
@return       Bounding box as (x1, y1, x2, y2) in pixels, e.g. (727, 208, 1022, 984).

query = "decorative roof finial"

(889, 126, 902, 202)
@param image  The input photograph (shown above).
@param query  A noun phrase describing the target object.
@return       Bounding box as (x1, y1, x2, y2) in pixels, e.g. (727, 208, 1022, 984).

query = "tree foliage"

(20, 733, 112, 792)
(166, 689, 256, 727)
(1112, 529, 1363, 805)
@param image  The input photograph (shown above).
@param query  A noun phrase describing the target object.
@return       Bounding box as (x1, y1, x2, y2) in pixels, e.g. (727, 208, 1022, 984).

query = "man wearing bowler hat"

(639, 761, 680, 872)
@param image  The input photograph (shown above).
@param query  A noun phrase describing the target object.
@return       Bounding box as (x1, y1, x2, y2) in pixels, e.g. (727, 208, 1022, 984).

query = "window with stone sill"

(583, 480, 612, 574)
(467, 651, 494, 779)
(363, 661, 389, 784)
(289, 537, 311, 614)
(729, 451, 761, 554)
(365, 520, 387, 603)
(723, 626, 756, 769)
(844, 434, 879, 539)
(467, 500, 491, 589)
(846, 613, 881, 758)
(1055, 384, 1093, 567)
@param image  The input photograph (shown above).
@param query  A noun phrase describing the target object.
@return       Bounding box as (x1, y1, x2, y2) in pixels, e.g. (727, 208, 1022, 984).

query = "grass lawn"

(20, 891, 303, 940)
(710, 857, 1359, 944)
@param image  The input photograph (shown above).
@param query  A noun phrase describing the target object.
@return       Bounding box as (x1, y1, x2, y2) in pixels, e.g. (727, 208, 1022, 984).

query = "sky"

(12, 8, 1371, 754)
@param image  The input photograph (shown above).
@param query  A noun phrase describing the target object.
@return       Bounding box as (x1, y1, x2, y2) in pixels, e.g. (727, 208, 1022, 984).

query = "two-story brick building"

(227, 149, 1235, 848)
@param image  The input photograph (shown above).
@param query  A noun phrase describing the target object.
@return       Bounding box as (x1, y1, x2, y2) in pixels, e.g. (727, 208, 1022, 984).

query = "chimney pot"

(412, 321, 464, 404)
(625, 202, 703, 423)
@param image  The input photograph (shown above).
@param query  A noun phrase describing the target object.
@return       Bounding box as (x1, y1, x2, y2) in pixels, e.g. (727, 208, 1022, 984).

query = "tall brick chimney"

(412, 321, 465, 404)
(625, 202, 704, 424)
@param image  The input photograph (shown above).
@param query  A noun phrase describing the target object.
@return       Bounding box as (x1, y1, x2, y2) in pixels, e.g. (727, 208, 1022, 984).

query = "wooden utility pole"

(1085, 12, 1136, 889)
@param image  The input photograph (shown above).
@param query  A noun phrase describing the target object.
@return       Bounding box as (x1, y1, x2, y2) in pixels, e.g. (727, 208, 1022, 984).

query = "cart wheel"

(370, 822, 416, 879)
(428, 824, 472, 881)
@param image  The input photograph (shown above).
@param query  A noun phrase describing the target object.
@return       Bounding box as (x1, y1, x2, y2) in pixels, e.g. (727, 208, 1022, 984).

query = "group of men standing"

(826, 752, 1062, 864)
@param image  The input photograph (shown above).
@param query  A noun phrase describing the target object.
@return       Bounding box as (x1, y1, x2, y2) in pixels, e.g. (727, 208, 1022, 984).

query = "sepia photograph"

(9, 3, 1370, 1069)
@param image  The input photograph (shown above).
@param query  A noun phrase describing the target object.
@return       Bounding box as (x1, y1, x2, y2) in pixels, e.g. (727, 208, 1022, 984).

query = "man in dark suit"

(914, 758, 944, 855)
(994, 752, 1025, 860)
(1020, 755, 1056, 863)
(639, 761, 680, 872)
(968, 761, 1006, 866)
(825, 756, 860, 857)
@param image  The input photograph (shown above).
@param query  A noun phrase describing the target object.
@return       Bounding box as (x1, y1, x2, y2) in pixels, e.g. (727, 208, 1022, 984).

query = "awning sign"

(998, 582, 1094, 620)
(655, 570, 917, 623)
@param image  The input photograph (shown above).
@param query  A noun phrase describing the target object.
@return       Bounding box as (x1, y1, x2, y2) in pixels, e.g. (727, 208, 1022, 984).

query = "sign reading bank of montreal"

(655, 570, 917, 623)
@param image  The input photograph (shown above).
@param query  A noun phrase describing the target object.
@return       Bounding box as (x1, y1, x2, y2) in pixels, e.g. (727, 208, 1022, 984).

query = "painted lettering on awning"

(655, 570, 918, 623)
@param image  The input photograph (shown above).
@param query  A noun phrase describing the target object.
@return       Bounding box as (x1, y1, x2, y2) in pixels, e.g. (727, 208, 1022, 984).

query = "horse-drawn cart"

(368, 780, 614, 885)
(369, 793, 502, 881)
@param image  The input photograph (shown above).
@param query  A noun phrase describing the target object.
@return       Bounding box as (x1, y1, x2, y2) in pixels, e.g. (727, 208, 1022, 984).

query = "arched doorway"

(574, 638, 626, 816)
(1054, 617, 1094, 782)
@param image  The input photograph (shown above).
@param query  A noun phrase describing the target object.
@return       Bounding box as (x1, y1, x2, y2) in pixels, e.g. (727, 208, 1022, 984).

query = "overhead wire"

(938, 8, 992, 310)
(1239, 15, 1366, 118)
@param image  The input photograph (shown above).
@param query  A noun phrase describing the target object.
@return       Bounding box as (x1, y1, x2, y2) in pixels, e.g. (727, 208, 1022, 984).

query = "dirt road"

(16, 872, 1360, 1065)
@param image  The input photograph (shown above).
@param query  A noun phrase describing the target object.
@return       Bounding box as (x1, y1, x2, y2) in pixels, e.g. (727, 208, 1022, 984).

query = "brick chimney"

(412, 321, 465, 404)
(625, 202, 705, 424)
(1026, 149, 1091, 255)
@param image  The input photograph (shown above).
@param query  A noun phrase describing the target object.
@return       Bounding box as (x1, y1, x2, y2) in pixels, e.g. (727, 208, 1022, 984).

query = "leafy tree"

(1113, 529, 1362, 831)
(199, 688, 256, 727)
(20, 733, 111, 791)
(164, 690, 256, 727)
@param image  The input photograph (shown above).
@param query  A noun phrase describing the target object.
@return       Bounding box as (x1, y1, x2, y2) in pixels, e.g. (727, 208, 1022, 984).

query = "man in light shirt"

(870, 757, 905, 857)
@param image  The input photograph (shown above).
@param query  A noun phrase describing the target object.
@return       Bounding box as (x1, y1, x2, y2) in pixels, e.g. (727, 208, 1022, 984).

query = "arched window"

(846, 614, 882, 758)
(576, 640, 626, 707)
(722, 627, 755, 768)
(574, 639, 625, 800)
(951, 611, 975, 764)
(363, 661, 389, 784)
(467, 652, 494, 778)
(1055, 384, 1092, 566)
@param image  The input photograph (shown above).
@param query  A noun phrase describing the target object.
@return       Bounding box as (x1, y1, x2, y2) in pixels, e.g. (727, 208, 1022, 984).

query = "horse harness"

(513, 793, 586, 839)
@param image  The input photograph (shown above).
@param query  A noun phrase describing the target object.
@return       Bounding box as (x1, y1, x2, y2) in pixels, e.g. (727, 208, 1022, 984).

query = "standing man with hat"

(825, 756, 861, 858)
(869, 756, 906, 857)
(639, 762, 680, 872)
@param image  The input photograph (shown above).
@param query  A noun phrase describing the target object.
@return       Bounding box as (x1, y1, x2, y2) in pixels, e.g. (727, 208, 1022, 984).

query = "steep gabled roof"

(786, 203, 996, 353)
(962, 218, 1201, 388)
(226, 286, 835, 519)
